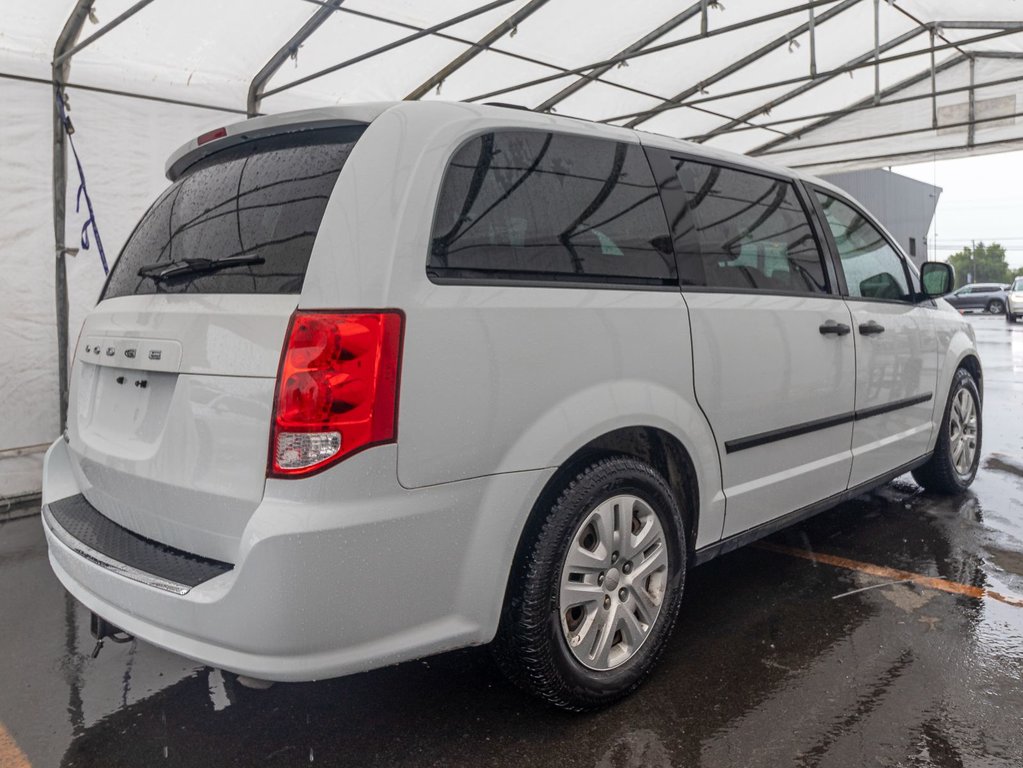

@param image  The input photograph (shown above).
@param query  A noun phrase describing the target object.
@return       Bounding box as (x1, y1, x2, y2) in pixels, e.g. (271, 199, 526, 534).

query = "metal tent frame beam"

(53, 0, 157, 67)
(259, 0, 518, 101)
(405, 0, 550, 101)
(51, 0, 160, 432)
(269, 0, 781, 134)
(52, 0, 95, 433)
(462, 0, 848, 104)
(756, 106, 1023, 157)
(248, 0, 345, 116)
(597, 24, 1023, 124)
(787, 135, 1023, 170)
(624, 0, 863, 128)
(694, 26, 926, 142)
(681, 70, 1023, 138)
(748, 53, 970, 157)
(534, 2, 703, 113)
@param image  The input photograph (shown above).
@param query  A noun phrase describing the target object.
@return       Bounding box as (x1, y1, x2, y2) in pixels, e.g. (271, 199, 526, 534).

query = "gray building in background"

(821, 169, 941, 269)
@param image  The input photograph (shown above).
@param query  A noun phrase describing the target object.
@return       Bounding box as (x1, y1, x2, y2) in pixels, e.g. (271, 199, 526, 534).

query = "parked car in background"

(1007, 276, 1023, 323)
(41, 102, 982, 711)
(944, 282, 1008, 314)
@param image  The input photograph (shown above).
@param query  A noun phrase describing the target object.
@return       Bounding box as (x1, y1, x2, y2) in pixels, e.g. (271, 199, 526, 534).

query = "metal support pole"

(749, 52, 966, 156)
(693, 71, 1018, 138)
(405, 0, 550, 101)
(53, 0, 156, 66)
(929, 20, 1023, 30)
(873, 0, 880, 104)
(968, 55, 976, 147)
(701, 0, 709, 36)
(697, 26, 924, 142)
(466, 0, 848, 105)
(260, 0, 516, 101)
(536, 3, 702, 113)
(809, 4, 817, 77)
(248, 0, 344, 116)
(930, 28, 938, 129)
(625, 0, 861, 128)
(52, 0, 94, 433)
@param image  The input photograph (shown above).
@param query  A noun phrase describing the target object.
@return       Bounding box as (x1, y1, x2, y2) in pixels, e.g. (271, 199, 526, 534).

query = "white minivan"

(42, 101, 981, 710)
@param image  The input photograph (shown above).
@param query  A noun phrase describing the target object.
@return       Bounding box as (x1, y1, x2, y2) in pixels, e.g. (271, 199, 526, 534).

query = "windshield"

(102, 125, 365, 299)
(1013, 277, 1023, 292)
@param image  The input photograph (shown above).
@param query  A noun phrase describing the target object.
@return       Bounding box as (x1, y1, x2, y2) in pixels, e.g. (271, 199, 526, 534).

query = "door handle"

(859, 320, 886, 336)
(819, 320, 851, 336)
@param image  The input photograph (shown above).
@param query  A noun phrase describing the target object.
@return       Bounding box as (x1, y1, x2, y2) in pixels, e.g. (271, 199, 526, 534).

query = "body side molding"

(724, 393, 933, 454)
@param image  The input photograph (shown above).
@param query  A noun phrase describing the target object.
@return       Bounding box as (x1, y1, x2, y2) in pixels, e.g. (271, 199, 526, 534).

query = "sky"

(895, 150, 1023, 271)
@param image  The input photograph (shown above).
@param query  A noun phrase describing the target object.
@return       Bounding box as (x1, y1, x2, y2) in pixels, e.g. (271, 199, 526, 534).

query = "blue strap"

(56, 89, 109, 275)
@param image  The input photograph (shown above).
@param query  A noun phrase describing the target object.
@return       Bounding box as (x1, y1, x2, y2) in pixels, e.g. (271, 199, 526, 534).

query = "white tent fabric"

(1, 0, 1022, 497)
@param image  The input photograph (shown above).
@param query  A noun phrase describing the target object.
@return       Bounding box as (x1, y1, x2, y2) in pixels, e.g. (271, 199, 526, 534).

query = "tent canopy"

(1, 0, 1022, 495)
(5, 0, 1023, 171)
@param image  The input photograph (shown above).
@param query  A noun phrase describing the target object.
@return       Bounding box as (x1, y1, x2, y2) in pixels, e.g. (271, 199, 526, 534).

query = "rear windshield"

(102, 125, 364, 299)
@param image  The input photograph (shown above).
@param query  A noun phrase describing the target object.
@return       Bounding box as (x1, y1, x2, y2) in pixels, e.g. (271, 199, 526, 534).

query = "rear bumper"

(42, 439, 553, 681)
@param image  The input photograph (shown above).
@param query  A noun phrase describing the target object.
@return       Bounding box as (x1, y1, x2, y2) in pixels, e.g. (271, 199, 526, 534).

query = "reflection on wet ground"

(2, 315, 1022, 767)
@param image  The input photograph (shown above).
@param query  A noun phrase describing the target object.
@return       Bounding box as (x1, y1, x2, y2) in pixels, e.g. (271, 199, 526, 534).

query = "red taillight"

(269, 311, 404, 477)
(197, 127, 227, 146)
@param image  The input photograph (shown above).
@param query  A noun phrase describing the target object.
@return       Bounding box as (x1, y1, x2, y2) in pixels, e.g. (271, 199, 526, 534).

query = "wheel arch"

(957, 353, 983, 402)
(498, 425, 703, 621)
(929, 328, 984, 454)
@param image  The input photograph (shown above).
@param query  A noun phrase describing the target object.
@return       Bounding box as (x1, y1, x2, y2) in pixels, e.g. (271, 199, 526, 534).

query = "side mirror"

(920, 262, 954, 299)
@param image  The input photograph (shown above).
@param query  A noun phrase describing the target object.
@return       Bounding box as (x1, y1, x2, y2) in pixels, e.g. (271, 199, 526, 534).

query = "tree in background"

(947, 242, 1023, 287)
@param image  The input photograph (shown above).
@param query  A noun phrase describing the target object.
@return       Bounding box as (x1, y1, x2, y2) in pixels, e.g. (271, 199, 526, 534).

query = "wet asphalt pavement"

(2, 314, 1022, 768)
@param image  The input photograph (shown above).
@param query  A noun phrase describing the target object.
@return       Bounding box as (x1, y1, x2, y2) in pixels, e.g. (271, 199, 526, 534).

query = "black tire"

(1007, 312, 1017, 324)
(987, 299, 1004, 314)
(492, 456, 687, 710)
(911, 368, 981, 494)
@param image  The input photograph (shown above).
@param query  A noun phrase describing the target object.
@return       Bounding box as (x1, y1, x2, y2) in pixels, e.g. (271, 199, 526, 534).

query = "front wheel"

(912, 368, 981, 494)
(987, 299, 1005, 314)
(492, 456, 686, 710)
(1008, 312, 1018, 324)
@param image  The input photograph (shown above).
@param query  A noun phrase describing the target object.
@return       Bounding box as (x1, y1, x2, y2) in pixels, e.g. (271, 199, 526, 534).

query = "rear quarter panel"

(301, 103, 725, 549)
(394, 285, 725, 550)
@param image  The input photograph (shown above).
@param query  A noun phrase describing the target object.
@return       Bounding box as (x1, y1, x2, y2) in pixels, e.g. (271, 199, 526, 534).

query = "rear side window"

(815, 192, 911, 302)
(429, 131, 675, 286)
(102, 126, 364, 299)
(670, 159, 828, 294)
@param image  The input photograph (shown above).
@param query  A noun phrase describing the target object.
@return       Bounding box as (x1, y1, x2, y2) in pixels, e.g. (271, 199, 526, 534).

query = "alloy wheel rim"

(949, 386, 978, 477)
(558, 494, 669, 671)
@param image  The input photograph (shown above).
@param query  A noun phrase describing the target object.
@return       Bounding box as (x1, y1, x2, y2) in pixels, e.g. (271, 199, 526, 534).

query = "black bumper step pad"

(48, 493, 233, 588)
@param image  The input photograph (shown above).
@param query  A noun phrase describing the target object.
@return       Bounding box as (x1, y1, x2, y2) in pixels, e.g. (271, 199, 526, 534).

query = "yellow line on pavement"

(756, 541, 1023, 609)
(0, 723, 30, 768)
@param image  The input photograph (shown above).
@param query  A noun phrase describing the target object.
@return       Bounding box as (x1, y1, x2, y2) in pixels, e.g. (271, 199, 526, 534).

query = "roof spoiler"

(164, 103, 393, 180)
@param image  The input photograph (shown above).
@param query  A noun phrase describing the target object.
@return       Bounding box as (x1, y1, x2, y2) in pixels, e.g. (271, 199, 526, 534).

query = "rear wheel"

(987, 299, 1005, 314)
(492, 456, 686, 710)
(912, 368, 981, 494)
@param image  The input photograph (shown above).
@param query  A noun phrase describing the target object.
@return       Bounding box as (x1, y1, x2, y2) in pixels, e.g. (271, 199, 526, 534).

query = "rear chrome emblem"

(105, 346, 115, 357)
(148, 350, 162, 361)
(124, 348, 137, 359)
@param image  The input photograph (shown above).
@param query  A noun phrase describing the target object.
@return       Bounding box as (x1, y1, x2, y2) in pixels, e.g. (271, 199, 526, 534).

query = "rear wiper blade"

(137, 254, 265, 281)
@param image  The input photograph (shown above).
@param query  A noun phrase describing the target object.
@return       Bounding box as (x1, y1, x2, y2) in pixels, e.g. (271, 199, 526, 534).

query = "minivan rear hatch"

(66, 125, 365, 563)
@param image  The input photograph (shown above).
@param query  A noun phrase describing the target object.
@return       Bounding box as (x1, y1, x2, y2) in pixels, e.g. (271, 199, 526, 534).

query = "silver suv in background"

(42, 102, 982, 710)
(1007, 277, 1023, 323)
(944, 282, 1008, 314)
